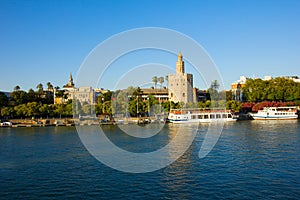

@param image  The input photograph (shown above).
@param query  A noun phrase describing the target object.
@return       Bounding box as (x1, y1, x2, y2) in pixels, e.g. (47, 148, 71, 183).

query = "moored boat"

(0, 121, 12, 127)
(250, 107, 298, 120)
(168, 108, 237, 124)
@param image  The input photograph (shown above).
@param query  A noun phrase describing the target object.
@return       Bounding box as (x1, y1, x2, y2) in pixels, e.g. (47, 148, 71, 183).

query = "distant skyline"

(1, 0, 300, 92)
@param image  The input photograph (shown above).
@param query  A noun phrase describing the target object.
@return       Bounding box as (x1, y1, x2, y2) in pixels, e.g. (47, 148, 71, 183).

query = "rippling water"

(0, 121, 299, 199)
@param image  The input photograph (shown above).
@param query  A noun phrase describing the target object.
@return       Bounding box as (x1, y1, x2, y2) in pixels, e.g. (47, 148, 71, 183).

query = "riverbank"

(0, 116, 163, 127)
(0, 118, 77, 128)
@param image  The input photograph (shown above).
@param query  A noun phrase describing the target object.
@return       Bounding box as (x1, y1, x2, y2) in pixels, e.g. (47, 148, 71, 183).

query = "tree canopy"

(242, 77, 300, 102)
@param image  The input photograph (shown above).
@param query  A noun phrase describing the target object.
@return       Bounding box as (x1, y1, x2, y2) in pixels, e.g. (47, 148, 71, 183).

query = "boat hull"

(251, 115, 298, 120)
(250, 106, 298, 120)
(169, 118, 237, 124)
(168, 109, 237, 124)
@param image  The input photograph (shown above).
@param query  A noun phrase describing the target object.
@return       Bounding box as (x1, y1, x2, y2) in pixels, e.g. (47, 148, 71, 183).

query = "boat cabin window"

(216, 114, 221, 119)
(210, 114, 215, 119)
(198, 115, 204, 119)
(222, 114, 227, 118)
(204, 114, 209, 119)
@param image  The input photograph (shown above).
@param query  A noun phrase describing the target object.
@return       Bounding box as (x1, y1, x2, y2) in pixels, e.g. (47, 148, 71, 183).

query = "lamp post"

(147, 97, 150, 117)
(102, 97, 104, 114)
(136, 95, 139, 117)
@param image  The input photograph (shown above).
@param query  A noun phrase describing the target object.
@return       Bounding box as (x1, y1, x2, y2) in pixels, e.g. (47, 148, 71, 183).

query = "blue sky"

(1, 0, 300, 92)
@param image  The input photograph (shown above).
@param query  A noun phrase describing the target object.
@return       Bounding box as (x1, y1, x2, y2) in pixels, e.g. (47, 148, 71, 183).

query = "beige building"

(141, 87, 169, 102)
(168, 53, 194, 103)
(75, 86, 95, 105)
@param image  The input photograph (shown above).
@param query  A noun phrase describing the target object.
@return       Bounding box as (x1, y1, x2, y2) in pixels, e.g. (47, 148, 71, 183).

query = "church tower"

(176, 52, 184, 74)
(65, 73, 74, 87)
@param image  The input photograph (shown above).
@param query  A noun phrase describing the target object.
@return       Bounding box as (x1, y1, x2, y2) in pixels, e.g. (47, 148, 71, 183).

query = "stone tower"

(176, 52, 184, 74)
(168, 53, 194, 103)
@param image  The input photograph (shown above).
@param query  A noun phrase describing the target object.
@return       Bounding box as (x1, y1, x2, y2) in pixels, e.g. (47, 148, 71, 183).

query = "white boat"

(168, 108, 237, 124)
(0, 121, 12, 127)
(250, 107, 298, 120)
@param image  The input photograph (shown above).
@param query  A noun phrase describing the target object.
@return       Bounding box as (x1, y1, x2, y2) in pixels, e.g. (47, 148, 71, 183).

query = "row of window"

(274, 113, 292, 115)
(170, 93, 185, 97)
(170, 83, 185, 87)
(191, 114, 232, 119)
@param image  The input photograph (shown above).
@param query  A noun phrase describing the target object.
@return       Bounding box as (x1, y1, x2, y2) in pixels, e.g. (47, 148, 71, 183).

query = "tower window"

(171, 93, 173, 97)
(183, 93, 185, 97)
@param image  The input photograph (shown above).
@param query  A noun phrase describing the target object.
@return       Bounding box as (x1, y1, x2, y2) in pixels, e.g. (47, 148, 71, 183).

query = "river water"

(0, 121, 299, 199)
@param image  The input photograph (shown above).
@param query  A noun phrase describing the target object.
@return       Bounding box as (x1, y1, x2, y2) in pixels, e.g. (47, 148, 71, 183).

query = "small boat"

(168, 108, 237, 124)
(250, 107, 298, 120)
(0, 121, 12, 127)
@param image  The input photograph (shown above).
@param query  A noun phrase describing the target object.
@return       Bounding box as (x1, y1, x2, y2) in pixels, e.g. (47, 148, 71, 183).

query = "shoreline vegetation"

(1, 78, 300, 127)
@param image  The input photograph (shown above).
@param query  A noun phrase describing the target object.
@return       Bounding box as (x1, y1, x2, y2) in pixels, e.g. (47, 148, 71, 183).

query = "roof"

(141, 88, 168, 95)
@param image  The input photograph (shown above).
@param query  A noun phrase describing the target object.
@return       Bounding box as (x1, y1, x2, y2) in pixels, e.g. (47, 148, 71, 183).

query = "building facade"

(231, 76, 247, 102)
(140, 87, 169, 102)
(75, 86, 95, 105)
(168, 53, 194, 103)
(54, 74, 95, 105)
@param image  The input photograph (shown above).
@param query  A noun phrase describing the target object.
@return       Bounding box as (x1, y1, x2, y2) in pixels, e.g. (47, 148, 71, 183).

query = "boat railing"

(170, 108, 232, 115)
(261, 107, 297, 112)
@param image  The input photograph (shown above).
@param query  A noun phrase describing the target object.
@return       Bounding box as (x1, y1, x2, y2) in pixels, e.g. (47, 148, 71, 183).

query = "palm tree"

(152, 76, 158, 91)
(36, 83, 43, 93)
(158, 77, 164, 90)
(165, 75, 168, 89)
(209, 80, 220, 101)
(211, 80, 219, 90)
(14, 85, 20, 91)
(47, 82, 53, 92)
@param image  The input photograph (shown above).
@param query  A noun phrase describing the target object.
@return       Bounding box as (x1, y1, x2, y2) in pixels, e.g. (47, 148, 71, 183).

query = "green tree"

(25, 102, 40, 117)
(225, 90, 232, 101)
(242, 77, 300, 102)
(14, 104, 27, 118)
(27, 88, 37, 102)
(103, 101, 112, 115)
(64, 102, 73, 116)
(226, 100, 242, 112)
(11, 90, 27, 105)
(0, 92, 9, 107)
(39, 104, 49, 118)
(128, 99, 137, 117)
(54, 104, 64, 118)
(1, 107, 14, 118)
